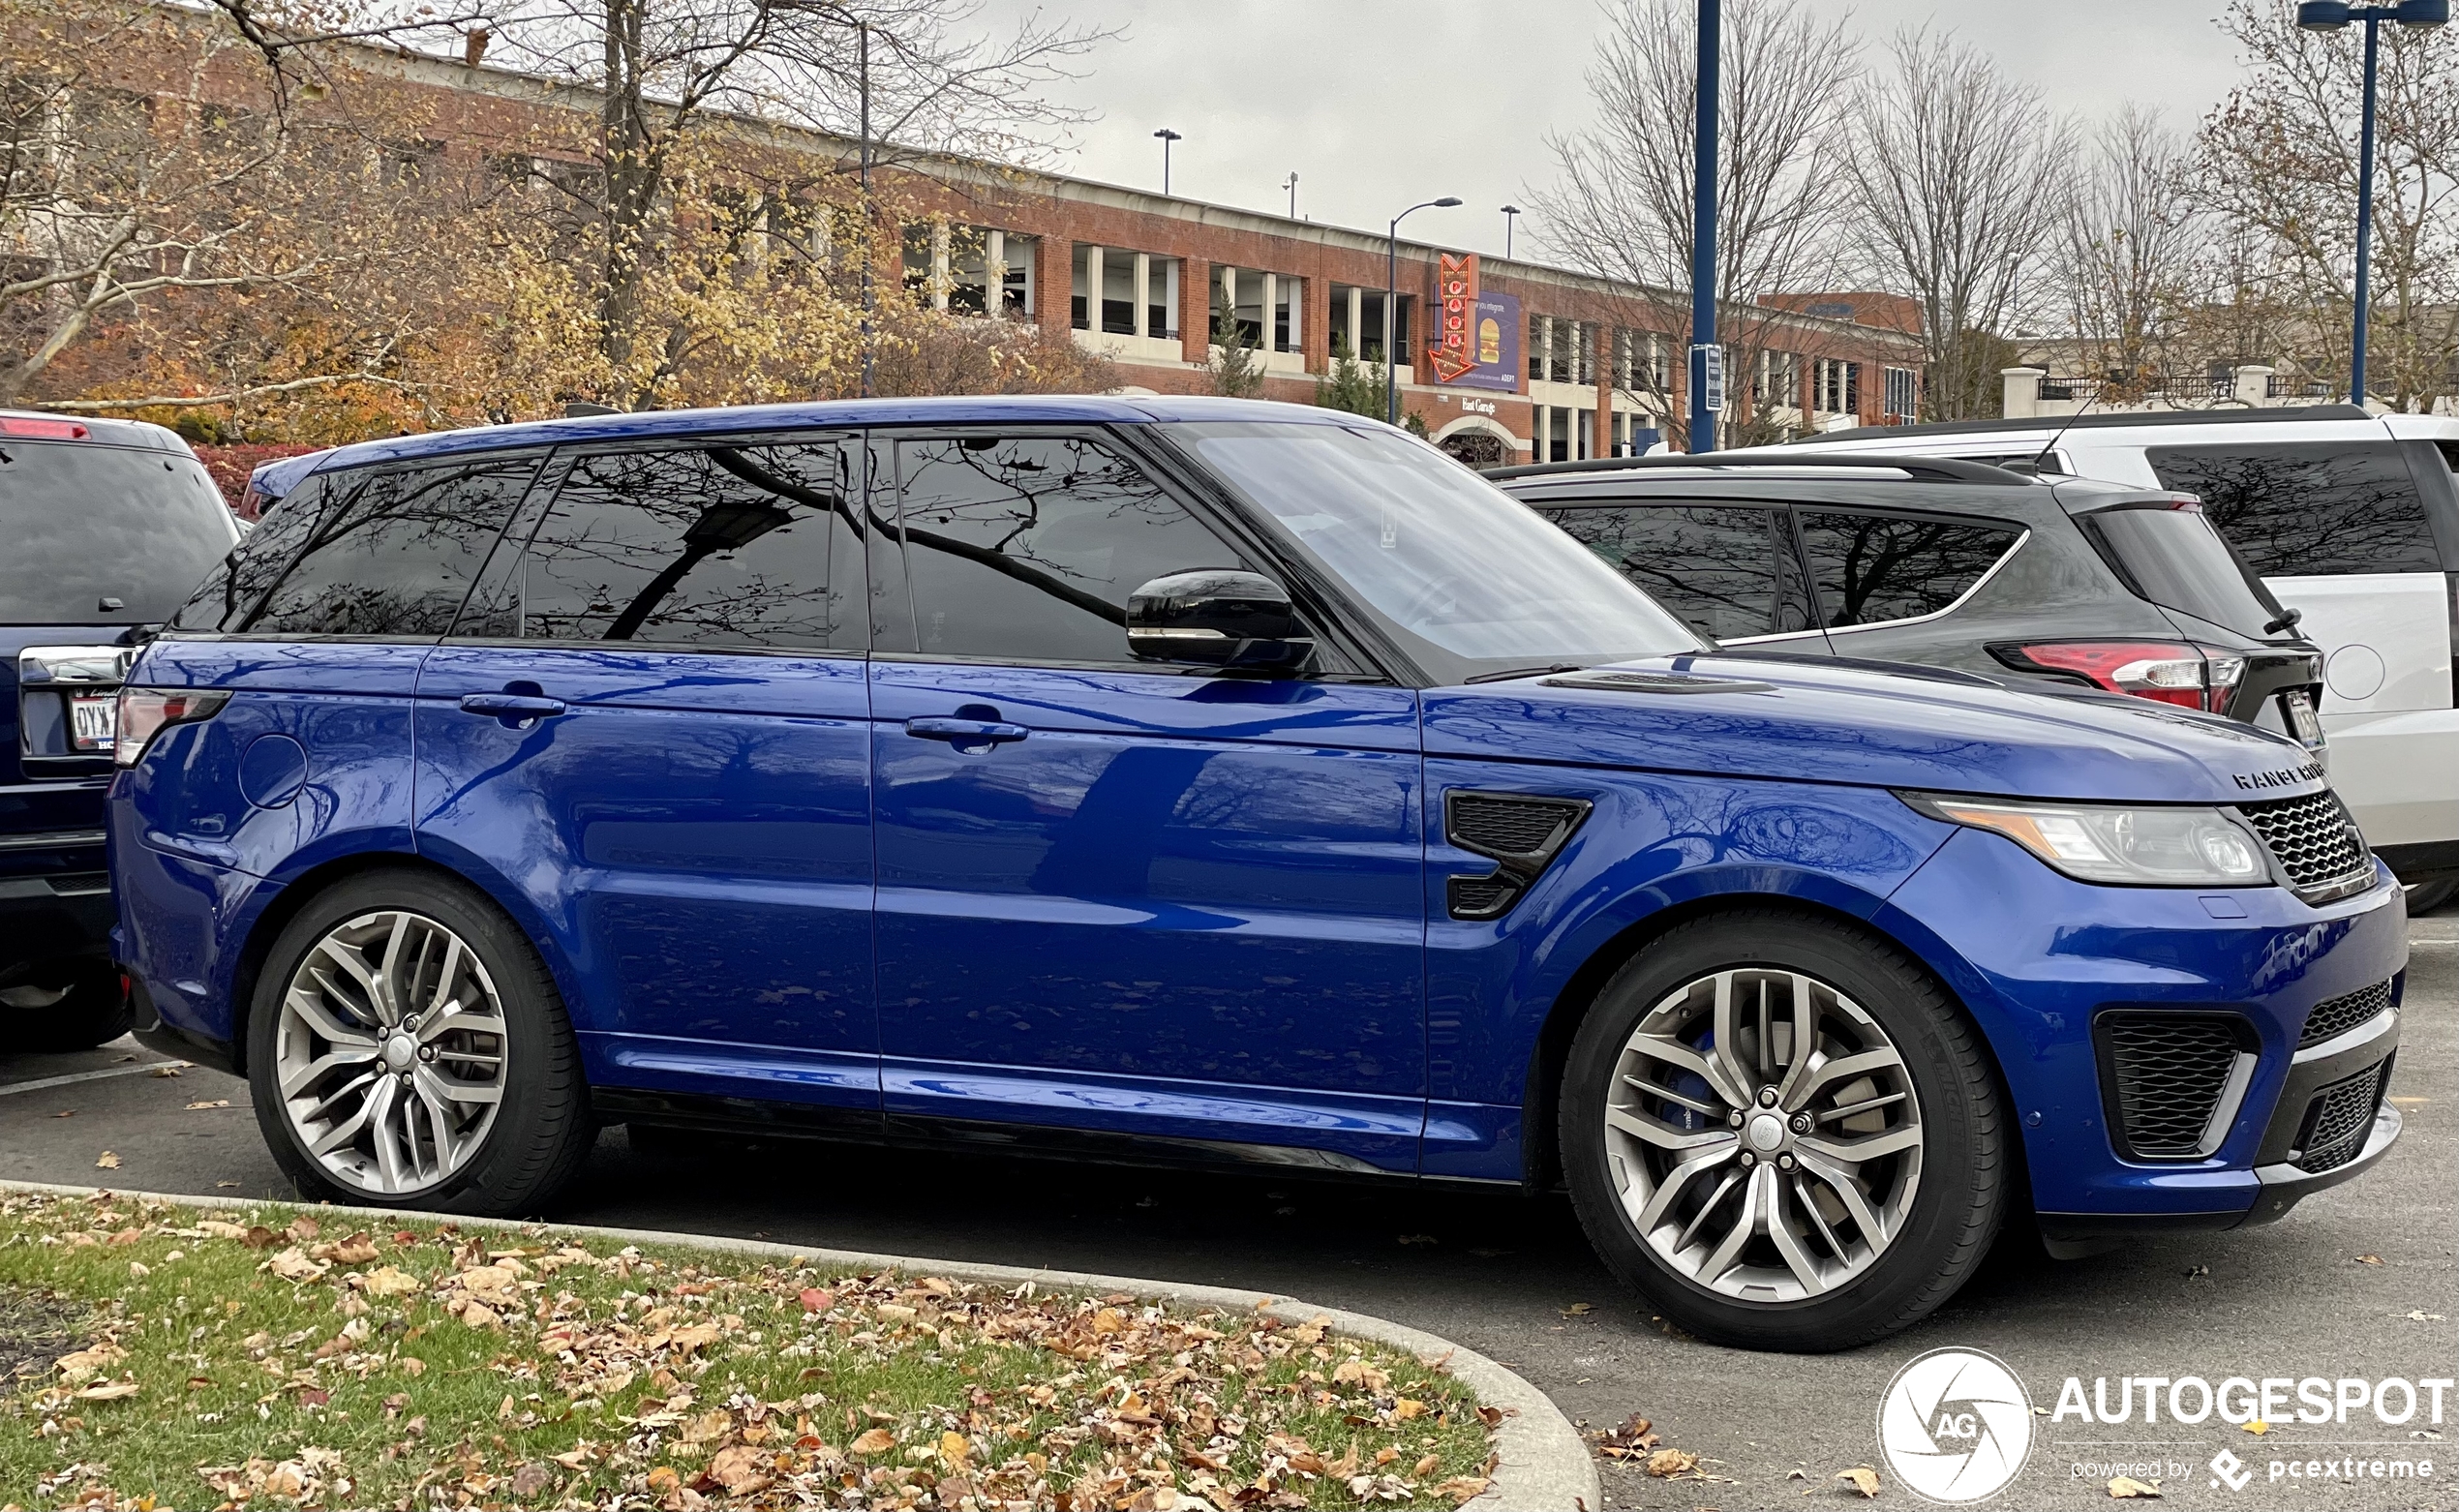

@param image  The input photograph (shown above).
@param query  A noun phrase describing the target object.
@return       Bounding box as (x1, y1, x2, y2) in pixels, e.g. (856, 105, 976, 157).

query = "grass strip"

(0, 1192, 1497, 1511)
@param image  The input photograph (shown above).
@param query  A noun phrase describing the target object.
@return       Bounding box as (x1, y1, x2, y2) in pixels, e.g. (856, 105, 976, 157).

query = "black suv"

(1488, 454, 2328, 743)
(1, 412, 237, 1051)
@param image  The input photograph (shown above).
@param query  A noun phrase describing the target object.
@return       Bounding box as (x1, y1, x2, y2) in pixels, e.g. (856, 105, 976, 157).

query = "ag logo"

(1876, 1347, 2035, 1503)
(2210, 1448, 2254, 1492)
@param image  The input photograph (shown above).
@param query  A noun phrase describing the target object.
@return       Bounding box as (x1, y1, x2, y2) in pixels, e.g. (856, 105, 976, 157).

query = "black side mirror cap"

(1126, 569, 1313, 669)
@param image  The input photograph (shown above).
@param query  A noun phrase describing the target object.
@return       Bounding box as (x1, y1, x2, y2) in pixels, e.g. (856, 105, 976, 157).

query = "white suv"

(1778, 405, 2459, 911)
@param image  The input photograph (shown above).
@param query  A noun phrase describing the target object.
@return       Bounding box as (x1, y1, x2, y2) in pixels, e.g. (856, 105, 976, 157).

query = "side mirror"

(1126, 569, 1313, 669)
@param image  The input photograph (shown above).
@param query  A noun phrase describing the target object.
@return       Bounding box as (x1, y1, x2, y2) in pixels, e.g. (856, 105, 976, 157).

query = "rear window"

(2145, 442, 2442, 576)
(0, 440, 235, 622)
(2083, 505, 2286, 638)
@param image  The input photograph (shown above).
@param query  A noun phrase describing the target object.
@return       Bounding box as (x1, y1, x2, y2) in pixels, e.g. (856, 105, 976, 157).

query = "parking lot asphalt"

(7, 908, 2453, 1510)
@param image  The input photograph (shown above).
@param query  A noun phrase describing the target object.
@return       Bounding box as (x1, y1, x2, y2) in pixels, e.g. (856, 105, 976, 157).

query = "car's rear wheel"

(0, 961, 131, 1053)
(2403, 876, 2456, 915)
(247, 869, 592, 1216)
(1560, 910, 2005, 1351)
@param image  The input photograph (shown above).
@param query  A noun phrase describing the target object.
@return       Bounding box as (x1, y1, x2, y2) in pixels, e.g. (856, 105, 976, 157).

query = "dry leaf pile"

(0, 1194, 1498, 1511)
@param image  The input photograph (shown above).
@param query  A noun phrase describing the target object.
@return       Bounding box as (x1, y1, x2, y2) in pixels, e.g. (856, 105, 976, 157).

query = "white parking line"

(0, 1062, 184, 1098)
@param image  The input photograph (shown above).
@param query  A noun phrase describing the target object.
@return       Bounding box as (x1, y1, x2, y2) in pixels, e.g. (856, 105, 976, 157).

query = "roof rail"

(1484, 451, 2035, 486)
(1788, 403, 2372, 443)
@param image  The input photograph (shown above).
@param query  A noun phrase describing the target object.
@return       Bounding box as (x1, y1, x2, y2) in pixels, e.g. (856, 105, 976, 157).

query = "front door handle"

(460, 691, 568, 726)
(903, 715, 1029, 744)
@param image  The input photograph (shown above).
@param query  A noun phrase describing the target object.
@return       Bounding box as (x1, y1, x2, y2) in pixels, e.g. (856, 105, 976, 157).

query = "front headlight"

(1900, 793, 2269, 887)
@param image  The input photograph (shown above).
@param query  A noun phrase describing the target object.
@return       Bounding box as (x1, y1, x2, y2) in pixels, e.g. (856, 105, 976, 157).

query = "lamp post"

(1688, 0, 1721, 451)
(2294, 0, 2447, 408)
(1153, 129, 1182, 196)
(1284, 172, 1299, 218)
(1500, 204, 1521, 259)
(1387, 197, 1464, 426)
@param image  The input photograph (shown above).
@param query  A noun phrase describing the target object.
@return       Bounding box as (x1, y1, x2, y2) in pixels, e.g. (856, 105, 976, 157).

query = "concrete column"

(985, 230, 1005, 318)
(1219, 265, 1237, 347)
(929, 221, 950, 313)
(2001, 366, 2047, 419)
(1133, 251, 1150, 339)
(1083, 245, 1103, 333)
(1261, 271, 1279, 352)
(1347, 286, 1364, 361)
(2233, 364, 2276, 407)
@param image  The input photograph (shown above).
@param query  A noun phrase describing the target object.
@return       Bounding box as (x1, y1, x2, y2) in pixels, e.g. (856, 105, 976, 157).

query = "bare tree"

(2192, 0, 2459, 411)
(471, 0, 1114, 406)
(1529, 0, 1862, 448)
(1846, 28, 2074, 421)
(2051, 106, 2206, 402)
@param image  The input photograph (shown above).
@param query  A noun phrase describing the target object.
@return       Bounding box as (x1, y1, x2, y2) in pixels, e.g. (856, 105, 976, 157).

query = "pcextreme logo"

(1877, 1347, 2036, 1504)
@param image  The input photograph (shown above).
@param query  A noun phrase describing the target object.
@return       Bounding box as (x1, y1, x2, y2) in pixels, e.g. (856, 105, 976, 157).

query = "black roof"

(1792, 404, 2371, 443)
(1485, 452, 2035, 487)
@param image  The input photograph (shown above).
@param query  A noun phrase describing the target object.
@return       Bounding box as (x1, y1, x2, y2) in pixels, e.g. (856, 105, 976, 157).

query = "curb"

(2, 1179, 1601, 1512)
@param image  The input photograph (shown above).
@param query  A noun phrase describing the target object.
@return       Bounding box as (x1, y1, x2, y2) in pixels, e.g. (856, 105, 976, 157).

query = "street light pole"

(1153, 129, 1181, 197)
(2295, 0, 2448, 408)
(1284, 172, 1298, 218)
(1386, 197, 1463, 427)
(1688, 0, 1720, 452)
(1500, 204, 1520, 260)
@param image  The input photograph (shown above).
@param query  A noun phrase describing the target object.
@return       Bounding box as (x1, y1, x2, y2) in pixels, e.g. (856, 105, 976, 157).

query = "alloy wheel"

(273, 909, 508, 1196)
(1603, 967, 1924, 1303)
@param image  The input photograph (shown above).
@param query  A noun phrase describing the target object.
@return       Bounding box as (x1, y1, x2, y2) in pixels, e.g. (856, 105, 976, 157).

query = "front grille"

(2298, 981, 2391, 1049)
(2294, 1058, 2391, 1173)
(2100, 1013, 2248, 1159)
(2236, 791, 2370, 894)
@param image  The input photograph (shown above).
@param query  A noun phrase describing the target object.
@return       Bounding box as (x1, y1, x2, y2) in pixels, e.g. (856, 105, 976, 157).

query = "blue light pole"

(1687, 0, 1720, 451)
(1386, 197, 1463, 426)
(2294, 0, 2448, 408)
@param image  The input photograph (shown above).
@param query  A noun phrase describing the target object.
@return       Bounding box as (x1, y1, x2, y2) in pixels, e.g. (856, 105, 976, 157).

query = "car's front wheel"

(1560, 910, 2006, 1351)
(247, 869, 592, 1216)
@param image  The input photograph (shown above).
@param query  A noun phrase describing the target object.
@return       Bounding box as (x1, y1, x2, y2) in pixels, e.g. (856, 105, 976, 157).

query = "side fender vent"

(1443, 792, 1593, 921)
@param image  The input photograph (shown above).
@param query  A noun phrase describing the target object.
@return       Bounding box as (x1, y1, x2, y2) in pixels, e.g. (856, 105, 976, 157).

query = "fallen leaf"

(242, 1225, 278, 1249)
(51, 1109, 73, 1118)
(2409, 1310, 2446, 1321)
(508, 1463, 556, 1498)
(1412, 1454, 1440, 1477)
(2183, 1265, 2210, 1278)
(850, 1427, 896, 1456)
(2355, 1255, 2383, 1265)
(76, 1380, 142, 1402)
(95, 1151, 121, 1169)
(1645, 1447, 1698, 1478)
(215, 1180, 240, 1189)
(707, 1444, 770, 1493)
(355, 1265, 421, 1297)
(267, 1246, 329, 1283)
(185, 1100, 232, 1110)
(1590, 1414, 1658, 1460)
(1562, 1302, 1594, 1315)
(151, 1064, 183, 1077)
(288, 1216, 319, 1241)
(799, 1287, 835, 1313)
(197, 1221, 250, 1239)
(939, 1429, 970, 1467)
(2108, 1474, 2163, 1498)
(2243, 1420, 2270, 1436)
(1837, 1465, 1880, 1497)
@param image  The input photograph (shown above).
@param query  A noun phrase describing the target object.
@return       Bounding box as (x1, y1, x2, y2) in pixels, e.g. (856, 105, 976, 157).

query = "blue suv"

(111, 398, 2407, 1349)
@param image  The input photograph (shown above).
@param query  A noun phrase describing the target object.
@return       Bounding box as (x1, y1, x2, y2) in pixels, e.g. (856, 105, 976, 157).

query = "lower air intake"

(2097, 1013, 2251, 1161)
(2293, 1058, 2390, 1174)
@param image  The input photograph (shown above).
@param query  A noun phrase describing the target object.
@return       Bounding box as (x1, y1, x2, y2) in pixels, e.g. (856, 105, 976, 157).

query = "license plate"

(70, 693, 116, 752)
(2284, 689, 2323, 747)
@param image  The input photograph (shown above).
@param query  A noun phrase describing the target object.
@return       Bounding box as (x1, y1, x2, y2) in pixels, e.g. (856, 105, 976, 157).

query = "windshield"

(1170, 420, 1700, 682)
(2084, 504, 2289, 640)
(0, 441, 236, 623)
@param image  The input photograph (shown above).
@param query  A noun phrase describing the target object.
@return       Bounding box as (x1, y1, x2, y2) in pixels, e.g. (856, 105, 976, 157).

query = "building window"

(1072, 246, 1180, 339)
(1814, 358, 1862, 415)
(1883, 365, 1917, 419)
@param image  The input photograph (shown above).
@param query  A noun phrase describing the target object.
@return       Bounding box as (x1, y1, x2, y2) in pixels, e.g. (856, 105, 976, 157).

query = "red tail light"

(0, 415, 89, 439)
(1993, 641, 2246, 713)
(113, 688, 230, 768)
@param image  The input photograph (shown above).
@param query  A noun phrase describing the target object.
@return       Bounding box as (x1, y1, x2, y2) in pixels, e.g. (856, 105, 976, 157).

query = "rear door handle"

(903, 715, 1029, 744)
(460, 692, 568, 726)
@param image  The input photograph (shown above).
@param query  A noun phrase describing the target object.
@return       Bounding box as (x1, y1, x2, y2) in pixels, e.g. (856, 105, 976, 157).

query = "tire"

(2403, 876, 2456, 916)
(0, 962, 132, 1053)
(1558, 909, 2005, 1351)
(246, 868, 592, 1217)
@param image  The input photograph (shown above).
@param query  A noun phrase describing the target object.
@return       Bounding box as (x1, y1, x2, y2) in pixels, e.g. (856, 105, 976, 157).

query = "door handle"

(460, 691, 568, 726)
(903, 715, 1029, 744)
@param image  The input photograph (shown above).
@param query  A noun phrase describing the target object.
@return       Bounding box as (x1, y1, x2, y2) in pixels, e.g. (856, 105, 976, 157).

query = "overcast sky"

(971, 1, 2248, 261)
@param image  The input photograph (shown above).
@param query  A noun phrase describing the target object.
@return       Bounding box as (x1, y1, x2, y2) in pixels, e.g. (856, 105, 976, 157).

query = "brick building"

(99, 19, 1929, 458)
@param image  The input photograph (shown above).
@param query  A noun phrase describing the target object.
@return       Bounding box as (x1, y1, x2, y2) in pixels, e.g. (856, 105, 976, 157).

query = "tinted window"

(231, 458, 537, 637)
(2146, 442, 2440, 576)
(0, 442, 233, 622)
(2084, 505, 2286, 639)
(1176, 421, 1698, 682)
(1799, 511, 2022, 628)
(875, 434, 1242, 664)
(171, 475, 324, 633)
(1542, 504, 1789, 641)
(497, 440, 860, 650)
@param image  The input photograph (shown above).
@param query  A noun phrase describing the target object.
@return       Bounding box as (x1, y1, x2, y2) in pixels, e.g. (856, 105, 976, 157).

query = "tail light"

(0, 415, 88, 439)
(1992, 641, 2246, 713)
(113, 688, 228, 768)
